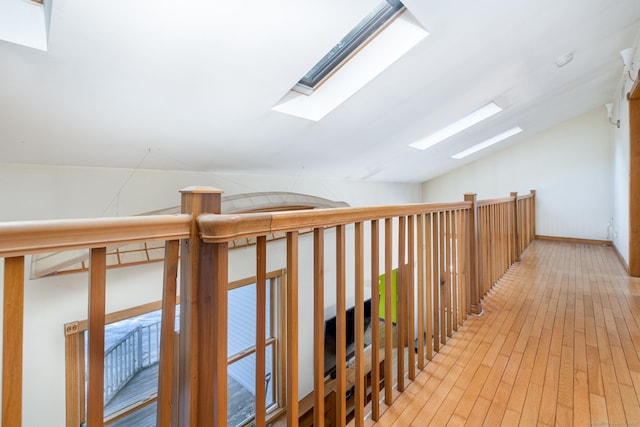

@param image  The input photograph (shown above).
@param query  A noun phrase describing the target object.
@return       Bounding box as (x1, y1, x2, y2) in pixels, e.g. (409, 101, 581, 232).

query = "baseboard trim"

(535, 235, 612, 246)
(612, 243, 630, 273)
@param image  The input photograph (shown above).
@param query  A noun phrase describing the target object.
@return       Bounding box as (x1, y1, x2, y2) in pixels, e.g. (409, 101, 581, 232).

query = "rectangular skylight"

(0, 0, 51, 51)
(273, 1, 428, 121)
(409, 102, 503, 150)
(296, 0, 405, 93)
(451, 127, 523, 159)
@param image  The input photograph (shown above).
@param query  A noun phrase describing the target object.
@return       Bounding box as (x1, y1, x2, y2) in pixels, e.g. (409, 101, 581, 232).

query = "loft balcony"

(9, 186, 621, 427)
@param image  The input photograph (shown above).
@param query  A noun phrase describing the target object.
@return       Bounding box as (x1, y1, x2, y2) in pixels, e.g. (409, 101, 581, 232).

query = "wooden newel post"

(464, 193, 483, 315)
(530, 190, 536, 239)
(178, 186, 228, 427)
(510, 192, 520, 262)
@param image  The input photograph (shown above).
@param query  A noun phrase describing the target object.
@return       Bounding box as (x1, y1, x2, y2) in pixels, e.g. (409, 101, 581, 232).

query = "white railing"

(103, 321, 161, 404)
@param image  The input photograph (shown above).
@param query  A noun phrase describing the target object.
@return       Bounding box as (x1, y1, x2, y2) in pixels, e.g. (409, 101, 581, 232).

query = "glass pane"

(228, 346, 275, 427)
(102, 313, 162, 418)
(84, 305, 180, 420)
(228, 281, 273, 357)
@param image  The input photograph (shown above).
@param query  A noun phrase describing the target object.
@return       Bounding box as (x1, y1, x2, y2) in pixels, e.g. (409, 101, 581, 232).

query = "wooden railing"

(517, 190, 536, 253)
(0, 187, 536, 427)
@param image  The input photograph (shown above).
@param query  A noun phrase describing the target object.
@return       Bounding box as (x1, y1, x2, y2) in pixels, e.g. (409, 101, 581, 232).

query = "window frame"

(294, 0, 406, 93)
(64, 269, 286, 427)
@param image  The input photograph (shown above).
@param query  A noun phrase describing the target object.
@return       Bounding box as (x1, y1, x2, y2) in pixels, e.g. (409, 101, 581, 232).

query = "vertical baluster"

(513, 194, 518, 261)
(3, 256, 24, 427)
(286, 231, 299, 427)
(495, 204, 500, 279)
(456, 210, 467, 322)
(521, 199, 525, 252)
(445, 211, 452, 339)
(79, 331, 87, 424)
(491, 206, 495, 286)
(383, 218, 394, 405)
(204, 240, 229, 427)
(432, 212, 440, 353)
(464, 193, 482, 315)
(88, 247, 106, 427)
(313, 228, 325, 426)
(256, 236, 267, 427)
(397, 216, 405, 392)
(407, 215, 416, 380)
(531, 190, 536, 242)
(485, 206, 490, 294)
(439, 211, 446, 345)
(417, 214, 425, 370)
(495, 204, 499, 282)
(451, 211, 459, 332)
(495, 204, 499, 284)
(65, 323, 80, 427)
(425, 213, 433, 361)
(370, 220, 381, 421)
(354, 222, 365, 427)
(502, 203, 506, 273)
(335, 225, 346, 426)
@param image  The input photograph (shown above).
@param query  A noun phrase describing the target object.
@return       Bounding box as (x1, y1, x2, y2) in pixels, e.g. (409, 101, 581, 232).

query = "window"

(65, 271, 285, 427)
(294, 0, 405, 94)
(272, 0, 428, 121)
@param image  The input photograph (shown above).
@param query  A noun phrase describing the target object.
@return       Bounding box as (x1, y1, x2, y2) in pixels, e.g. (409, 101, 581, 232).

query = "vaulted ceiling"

(1, 0, 639, 183)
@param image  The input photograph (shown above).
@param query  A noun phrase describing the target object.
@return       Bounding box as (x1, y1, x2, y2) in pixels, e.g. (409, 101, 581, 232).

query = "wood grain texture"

(2, 256, 24, 427)
(397, 216, 406, 392)
(464, 193, 482, 315)
(198, 202, 472, 243)
(370, 220, 381, 421)
(87, 248, 106, 427)
(384, 218, 394, 405)
(286, 231, 299, 426)
(370, 240, 640, 427)
(157, 239, 179, 427)
(335, 225, 347, 426)
(255, 236, 267, 427)
(407, 215, 416, 381)
(0, 214, 190, 258)
(178, 188, 223, 427)
(65, 326, 80, 427)
(313, 228, 325, 426)
(354, 222, 365, 427)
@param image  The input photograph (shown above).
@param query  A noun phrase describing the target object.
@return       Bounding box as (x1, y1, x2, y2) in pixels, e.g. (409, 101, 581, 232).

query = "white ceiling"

(1, 0, 639, 183)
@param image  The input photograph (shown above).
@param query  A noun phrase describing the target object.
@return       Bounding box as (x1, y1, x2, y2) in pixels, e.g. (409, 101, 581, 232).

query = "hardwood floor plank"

(367, 241, 640, 427)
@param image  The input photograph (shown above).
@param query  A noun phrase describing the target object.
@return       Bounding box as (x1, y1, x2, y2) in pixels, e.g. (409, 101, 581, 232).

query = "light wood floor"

(366, 240, 640, 426)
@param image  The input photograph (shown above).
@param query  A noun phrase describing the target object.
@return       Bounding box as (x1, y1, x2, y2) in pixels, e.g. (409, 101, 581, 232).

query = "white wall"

(422, 108, 613, 241)
(611, 41, 640, 265)
(0, 164, 421, 426)
(0, 164, 421, 221)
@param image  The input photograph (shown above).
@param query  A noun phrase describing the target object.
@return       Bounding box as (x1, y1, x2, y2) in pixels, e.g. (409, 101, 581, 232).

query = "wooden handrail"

(476, 196, 514, 207)
(198, 202, 471, 243)
(517, 193, 535, 200)
(0, 214, 191, 258)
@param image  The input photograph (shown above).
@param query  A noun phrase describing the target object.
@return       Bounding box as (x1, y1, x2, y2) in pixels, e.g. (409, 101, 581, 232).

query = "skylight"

(0, 0, 52, 51)
(294, 0, 405, 95)
(409, 102, 503, 150)
(273, 1, 428, 121)
(451, 127, 523, 159)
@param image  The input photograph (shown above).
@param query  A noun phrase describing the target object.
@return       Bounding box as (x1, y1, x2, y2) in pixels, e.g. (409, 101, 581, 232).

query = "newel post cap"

(180, 186, 224, 195)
